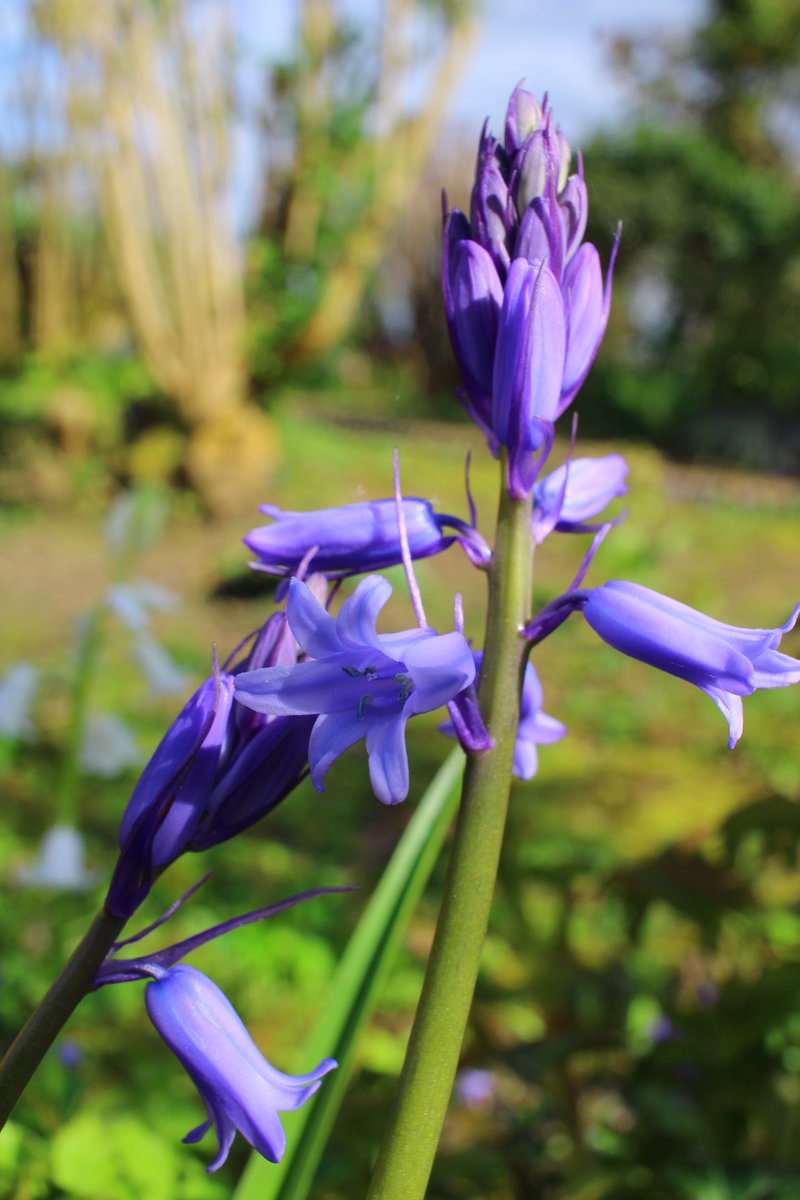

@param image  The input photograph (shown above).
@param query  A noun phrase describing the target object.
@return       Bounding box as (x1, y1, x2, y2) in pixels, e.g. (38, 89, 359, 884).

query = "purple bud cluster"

(443, 83, 618, 497)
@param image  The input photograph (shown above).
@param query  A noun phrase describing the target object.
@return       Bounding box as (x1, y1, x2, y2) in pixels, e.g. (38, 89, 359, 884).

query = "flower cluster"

(18, 77, 796, 1183)
(443, 83, 619, 497)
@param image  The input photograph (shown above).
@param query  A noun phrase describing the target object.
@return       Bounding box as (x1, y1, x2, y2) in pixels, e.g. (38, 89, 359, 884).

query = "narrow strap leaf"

(231, 746, 465, 1200)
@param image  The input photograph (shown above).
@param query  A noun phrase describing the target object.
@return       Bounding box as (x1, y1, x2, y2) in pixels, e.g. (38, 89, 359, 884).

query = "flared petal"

(337, 575, 393, 650)
(702, 685, 744, 749)
(403, 631, 476, 714)
(286, 578, 346, 658)
(309, 710, 372, 791)
(749, 648, 800, 689)
(376, 627, 437, 661)
(513, 739, 539, 781)
(520, 710, 568, 746)
(366, 715, 410, 805)
(533, 455, 628, 540)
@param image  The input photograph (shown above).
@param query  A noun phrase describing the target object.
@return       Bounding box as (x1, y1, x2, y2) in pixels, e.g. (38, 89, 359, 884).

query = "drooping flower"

(107, 612, 313, 918)
(532, 454, 628, 542)
(513, 659, 568, 778)
(144, 964, 336, 1171)
(234, 575, 476, 805)
(244, 497, 490, 578)
(17, 825, 96, 891)
(440, 652, 565, 779)
(0, 661, 39, 740)
(580, 582, 800, 746)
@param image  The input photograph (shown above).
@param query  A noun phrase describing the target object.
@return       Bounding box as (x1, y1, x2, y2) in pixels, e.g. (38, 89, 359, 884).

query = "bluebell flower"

(234, 575, 476, 805)
(244, 497, 490, 578)
(441, 652, 565, 780)
(580, 582, 800, 746)
(107, 613, 313, 918)
(145, 964, 336, 1171)
(532, 454, 628, 542)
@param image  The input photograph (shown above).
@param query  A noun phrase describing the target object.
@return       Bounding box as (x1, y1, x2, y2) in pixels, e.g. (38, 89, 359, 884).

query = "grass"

(2, 405, 800, 1199)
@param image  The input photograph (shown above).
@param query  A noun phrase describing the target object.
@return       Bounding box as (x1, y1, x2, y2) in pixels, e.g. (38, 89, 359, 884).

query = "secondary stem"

(0, 907, 125, 1129)
(59, 605, 105, 825)
(366, 461, 533, 1200)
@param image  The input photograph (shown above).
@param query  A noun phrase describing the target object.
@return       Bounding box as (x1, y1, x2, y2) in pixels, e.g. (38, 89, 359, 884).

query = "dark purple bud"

(447, 239, 503, 418)
(107, 674, 235, 917)
(516, 195, 564, 279)
(491, 258, 566, 498)
(558, 229, 619, 415)
(190, 714, 314, 849)
(107, 613, 316, 918)
(470, 128, 511, 277)
(558, 175, 588, 264)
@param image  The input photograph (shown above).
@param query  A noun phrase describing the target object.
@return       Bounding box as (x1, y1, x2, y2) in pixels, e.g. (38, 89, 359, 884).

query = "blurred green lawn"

(2, 403, 800, 1199)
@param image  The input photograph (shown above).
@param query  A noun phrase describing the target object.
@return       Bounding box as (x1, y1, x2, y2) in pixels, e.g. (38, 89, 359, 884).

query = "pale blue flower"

(235, 575, 475, 804)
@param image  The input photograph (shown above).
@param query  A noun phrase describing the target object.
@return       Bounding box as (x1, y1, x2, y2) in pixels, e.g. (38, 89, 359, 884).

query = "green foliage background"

(2, 407, 800, 1198)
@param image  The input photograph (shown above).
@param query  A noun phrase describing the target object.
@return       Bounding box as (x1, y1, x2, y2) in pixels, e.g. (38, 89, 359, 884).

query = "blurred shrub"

(577, 0, 800, 470)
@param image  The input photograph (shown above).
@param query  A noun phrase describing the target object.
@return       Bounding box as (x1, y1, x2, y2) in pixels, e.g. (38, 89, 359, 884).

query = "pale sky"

(232, 0, 704, 228)
(0, 0, 705, 230)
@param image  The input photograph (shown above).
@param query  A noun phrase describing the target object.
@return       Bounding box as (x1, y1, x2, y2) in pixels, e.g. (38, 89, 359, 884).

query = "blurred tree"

(0, 170, 22, 363)
(250, 0, 475, 380)
(32, 0, 276, 512)
(578, 0, 800, 469)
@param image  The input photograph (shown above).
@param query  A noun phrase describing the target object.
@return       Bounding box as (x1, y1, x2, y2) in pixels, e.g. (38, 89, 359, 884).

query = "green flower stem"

(0, 907, 125, 1129)
(366, 461, 533, 1200)
(59, 605, 106, 825)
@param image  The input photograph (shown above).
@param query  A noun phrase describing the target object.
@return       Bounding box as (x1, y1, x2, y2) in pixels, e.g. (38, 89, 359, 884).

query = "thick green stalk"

(366, 462, 533, 1200)
(0, 907, 125, 1128)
